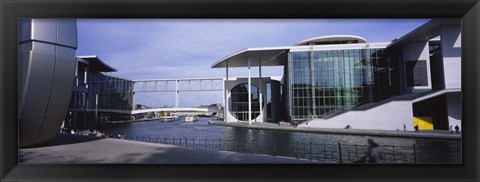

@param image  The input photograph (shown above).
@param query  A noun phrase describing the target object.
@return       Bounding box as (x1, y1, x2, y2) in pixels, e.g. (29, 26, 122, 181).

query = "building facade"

(212, 19, 461, 131)
(64, 56, 134, 130)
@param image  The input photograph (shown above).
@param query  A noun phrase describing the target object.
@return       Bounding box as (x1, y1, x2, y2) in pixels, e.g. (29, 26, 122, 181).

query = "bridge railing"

(123, 136, 460, 163)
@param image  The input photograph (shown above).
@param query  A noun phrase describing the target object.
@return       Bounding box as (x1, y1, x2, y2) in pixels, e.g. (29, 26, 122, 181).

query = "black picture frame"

(1, 0, 479, 181)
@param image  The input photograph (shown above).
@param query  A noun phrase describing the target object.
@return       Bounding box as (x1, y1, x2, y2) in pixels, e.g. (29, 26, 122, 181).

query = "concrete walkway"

(208, 121, 461, 140)
(19, 134, 322, 164)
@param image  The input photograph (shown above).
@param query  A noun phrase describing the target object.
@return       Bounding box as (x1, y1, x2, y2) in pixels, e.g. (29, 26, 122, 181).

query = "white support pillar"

(224, 61, 229, 123)
(84, 67, 88, 88)
(131, 82, 136, 109)
(248, 57, 252, 125)
(143, 81, 146, 92)
(131, 91, 135, 119)
(175, 80, 179, 109)
(75, 61, 78, 86)
(95, 94, 99, 122)
(259, 58, 263, 123)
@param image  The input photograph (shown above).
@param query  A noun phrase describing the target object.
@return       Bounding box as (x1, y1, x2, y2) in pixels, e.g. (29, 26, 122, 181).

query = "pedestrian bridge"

(131, 107, 210, 115)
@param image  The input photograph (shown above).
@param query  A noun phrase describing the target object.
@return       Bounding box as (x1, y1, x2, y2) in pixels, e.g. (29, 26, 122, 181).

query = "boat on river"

(185, 115, 199, 122)
(161, 115, 179, 122)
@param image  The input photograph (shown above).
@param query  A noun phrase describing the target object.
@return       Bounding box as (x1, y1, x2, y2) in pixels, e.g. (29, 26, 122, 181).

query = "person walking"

(455, 125, 460, 134)
(366, 138, 380, 163)
(355, 138, 381, 163)
(450, 125, 453, 134)
(404, 124, 406, 131)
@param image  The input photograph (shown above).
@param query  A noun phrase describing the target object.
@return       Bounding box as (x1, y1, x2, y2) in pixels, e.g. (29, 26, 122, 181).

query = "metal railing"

(295, 142, 418, 163)
(120, 136, 460, 163)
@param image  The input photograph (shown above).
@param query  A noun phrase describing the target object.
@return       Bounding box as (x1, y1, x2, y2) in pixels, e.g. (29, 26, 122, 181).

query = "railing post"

(355, 145, 359, 160)
(252, 139, 256, 154)
(296, 141, 299, 159)
(273, 138, 276, 156)
(303, 143, 306, 158)
(324, 144, 327, 159)
(392, 146, 396, 163)
(338, 143, 343, 163)
(413, 144, 417, 163)
(309, 142, 312, 161)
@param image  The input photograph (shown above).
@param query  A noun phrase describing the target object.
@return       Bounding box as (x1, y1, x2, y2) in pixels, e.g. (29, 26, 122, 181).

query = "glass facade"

(89, 72, 134, 113)
(66, 61, 134, 130)
(229, 83, 264, 121)
(287, 48, 392, 121)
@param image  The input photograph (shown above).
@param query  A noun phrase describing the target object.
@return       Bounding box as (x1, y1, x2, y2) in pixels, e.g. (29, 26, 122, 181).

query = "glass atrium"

(287, 48, 392, 121)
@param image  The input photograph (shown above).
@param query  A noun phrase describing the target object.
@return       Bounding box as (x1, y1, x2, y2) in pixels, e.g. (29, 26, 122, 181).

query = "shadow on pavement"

(43, 133, 105, 146)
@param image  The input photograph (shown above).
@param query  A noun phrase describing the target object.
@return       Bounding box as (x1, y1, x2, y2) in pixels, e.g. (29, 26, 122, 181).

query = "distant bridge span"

(132, 77, 224, 109)
(131, 108, 210, 115)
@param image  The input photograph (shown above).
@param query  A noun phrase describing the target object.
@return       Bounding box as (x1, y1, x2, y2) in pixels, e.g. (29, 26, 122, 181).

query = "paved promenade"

(19, 134, 320, 164)
(208, 121, 461, 140)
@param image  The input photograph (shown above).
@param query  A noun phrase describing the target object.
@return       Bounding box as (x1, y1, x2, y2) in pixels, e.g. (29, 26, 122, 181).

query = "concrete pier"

(19, 134, 322, 164)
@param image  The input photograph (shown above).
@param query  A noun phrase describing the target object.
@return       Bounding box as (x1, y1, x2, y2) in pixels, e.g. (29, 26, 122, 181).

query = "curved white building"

(212, 19, 461, 131)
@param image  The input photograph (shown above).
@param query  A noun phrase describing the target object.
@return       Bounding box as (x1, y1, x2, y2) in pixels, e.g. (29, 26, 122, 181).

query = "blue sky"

(76, 19, 429, 107)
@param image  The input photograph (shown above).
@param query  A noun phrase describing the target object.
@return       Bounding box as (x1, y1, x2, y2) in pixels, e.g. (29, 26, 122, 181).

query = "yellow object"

(413, 117, 434, 130)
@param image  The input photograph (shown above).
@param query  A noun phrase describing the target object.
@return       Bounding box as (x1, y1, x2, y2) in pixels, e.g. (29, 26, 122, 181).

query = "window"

(229, 83, 264, 121)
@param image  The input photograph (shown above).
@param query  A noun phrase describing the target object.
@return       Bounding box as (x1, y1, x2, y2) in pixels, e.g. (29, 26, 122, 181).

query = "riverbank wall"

(208, 121, 461, 140)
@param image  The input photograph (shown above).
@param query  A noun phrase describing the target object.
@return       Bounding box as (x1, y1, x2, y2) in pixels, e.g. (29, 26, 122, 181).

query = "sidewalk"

(208, 121, 461, 140)
(19, 133, 322, 164)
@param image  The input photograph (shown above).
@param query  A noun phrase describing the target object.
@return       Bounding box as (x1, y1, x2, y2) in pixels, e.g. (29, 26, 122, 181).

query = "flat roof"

(77, 55, 117, 72)
(211, 47, 290, 68)
(295, 35, 366, 46)
(211, 43, 388, 68)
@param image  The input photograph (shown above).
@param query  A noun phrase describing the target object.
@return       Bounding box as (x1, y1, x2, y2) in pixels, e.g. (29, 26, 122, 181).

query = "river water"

(98, 117, 461, 164)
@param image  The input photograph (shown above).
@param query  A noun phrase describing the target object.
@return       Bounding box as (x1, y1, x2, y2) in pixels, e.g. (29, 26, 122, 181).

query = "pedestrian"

(404, 124, 406, 131)
(367, 139, 380, 163)
(455, 125, 460, 134)
(450, 125, 453, 134)
(355, 138, 380, 163)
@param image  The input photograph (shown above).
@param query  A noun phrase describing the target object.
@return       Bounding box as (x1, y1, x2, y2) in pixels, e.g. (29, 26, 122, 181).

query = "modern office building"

(64, 56, 134, 130)
(212, 19, 461, 131)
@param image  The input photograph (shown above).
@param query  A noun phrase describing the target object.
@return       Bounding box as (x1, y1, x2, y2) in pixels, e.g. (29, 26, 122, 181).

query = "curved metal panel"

(19, 19, 77, 147)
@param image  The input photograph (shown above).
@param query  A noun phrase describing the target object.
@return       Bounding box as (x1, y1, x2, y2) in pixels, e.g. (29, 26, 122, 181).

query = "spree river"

(98, 117, 461, 164)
